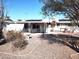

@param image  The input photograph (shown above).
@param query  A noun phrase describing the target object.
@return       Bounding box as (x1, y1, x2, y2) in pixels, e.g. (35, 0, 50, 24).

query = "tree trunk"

(0, 29, 3, 39)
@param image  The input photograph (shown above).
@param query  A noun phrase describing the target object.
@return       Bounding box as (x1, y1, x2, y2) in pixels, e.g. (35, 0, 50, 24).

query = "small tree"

(51, 21, 56, 27)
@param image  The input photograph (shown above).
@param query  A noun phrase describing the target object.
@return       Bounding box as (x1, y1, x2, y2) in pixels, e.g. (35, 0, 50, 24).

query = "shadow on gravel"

(40, 34, 79, 53)
(40, 34, 63, 44)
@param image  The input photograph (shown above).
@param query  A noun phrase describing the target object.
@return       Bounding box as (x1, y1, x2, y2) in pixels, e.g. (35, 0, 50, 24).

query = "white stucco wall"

(4, 24, 24, 32)
(46, 25, 52, 33)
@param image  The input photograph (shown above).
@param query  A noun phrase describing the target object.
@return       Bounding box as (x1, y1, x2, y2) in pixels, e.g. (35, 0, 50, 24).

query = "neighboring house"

(55, 19, 79, 32)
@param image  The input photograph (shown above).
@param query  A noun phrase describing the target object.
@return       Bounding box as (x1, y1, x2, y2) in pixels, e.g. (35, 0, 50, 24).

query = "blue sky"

(5, 0, 64, 20)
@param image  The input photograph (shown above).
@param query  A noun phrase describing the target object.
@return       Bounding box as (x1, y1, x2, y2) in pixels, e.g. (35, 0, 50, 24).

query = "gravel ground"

(0, 33, 77, 59)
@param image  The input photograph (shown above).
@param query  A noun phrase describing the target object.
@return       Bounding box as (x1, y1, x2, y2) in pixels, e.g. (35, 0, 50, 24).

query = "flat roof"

(5, 19, 79, 24)
(26, 19, 42, 21)
(15, 19, 52, 24)
(57, 21, 71, 24)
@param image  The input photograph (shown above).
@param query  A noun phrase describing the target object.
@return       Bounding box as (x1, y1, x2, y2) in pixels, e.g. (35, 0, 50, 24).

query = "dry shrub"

(6, 31, 16, 42)
(70, 40, 79, 48)
(12, 39, 28, 50)
(63, 40, 70, 45)
(63, 39, 79, 49)
(5, 30, 28, 50)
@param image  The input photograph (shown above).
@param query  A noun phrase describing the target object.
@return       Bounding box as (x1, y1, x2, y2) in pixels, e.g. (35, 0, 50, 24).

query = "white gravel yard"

(0, 33, 77, 59)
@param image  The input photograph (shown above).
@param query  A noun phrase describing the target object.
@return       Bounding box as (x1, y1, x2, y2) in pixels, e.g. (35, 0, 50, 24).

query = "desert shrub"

(5, 31, 25, 42)
(63, 40, 69, 46)
(69, 40, 79, 48)
(63, 39, 79, 49)
(5, 30, 28, 50)
(12, 39, 28, 50)
(5, 31, 16, 42)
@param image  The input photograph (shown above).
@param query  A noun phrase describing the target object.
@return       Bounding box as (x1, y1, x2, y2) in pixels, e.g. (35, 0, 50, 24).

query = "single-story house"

(3, 19, 79, 33)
